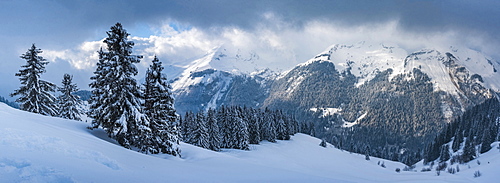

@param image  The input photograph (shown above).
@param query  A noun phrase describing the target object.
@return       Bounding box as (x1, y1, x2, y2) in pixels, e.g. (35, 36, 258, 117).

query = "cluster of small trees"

(11, 44, 83, 121)
(180, 106, 299, 151)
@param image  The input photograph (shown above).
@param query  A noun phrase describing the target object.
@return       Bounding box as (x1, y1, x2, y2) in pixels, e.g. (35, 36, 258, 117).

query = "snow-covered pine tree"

(247, 108, 261, 144)
(217, 106, 232, 148)
(189, 112, 210, 149)
(232, 107, 249, 150)
(206, 108, 221, 151)
(275, 110, 290, 140)
(143, 56, 180, 156)
(57, 74, 82, 121)
(462, 136, 475, 163)
(88, 48, 109, 128)
(262, 108, 277, 142)
(87, 23, 147, 148)
(11, 44, 58, 116)
(439, 144, 450, 162)
(181, 111, 195, 143)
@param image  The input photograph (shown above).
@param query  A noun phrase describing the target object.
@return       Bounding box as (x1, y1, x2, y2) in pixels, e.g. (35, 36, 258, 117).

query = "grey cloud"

(2, 0, 499, 45)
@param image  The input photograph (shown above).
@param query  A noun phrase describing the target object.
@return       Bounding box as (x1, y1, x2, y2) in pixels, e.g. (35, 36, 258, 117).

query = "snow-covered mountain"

(278, 42, 499, 121)
(1, 103, 498, 182)
(171, 42, 500, 115)
(170, 46, 274, 113)
(168, 41, 500, 164)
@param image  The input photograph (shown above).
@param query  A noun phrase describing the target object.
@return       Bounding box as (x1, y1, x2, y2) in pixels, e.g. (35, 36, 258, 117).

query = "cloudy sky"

(1, 0, 499, 99)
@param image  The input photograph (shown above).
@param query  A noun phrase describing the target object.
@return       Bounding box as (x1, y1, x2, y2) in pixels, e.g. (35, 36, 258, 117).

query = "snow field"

(1, 103, 499, 182)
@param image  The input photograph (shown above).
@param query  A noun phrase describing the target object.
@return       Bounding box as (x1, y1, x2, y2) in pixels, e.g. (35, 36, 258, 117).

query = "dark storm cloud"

(2, 0, 499, 44)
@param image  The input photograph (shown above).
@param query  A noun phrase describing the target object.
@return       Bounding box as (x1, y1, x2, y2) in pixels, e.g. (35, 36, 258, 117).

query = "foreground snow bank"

(0, 103, 498, 182)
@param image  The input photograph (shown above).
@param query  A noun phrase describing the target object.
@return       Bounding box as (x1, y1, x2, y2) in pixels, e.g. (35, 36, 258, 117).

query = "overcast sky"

(1, 0, 499, 99)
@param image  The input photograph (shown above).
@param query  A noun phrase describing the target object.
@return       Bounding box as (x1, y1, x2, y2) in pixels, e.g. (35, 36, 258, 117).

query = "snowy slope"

(171, 46, 264, 92)
(403, 47, 500, 95)
(301, 42, 500, 93)
(1, 103, 499, 182)
(301, 41, 408, 87)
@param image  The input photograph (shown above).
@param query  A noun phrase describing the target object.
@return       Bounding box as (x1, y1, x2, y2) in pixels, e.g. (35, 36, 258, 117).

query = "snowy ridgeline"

(1, 103, 499, 182)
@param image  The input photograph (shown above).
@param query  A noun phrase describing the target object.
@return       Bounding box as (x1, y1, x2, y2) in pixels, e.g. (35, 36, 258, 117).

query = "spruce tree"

(247, 108, 261, 144)
(143, 56, 180, 156)
(88, 48, 109, 128)
(452, 131, 463, 152)
(181, 111, 195, 143)
(217, 106, 232, 148)
(57, 74, 82, 121)
(206, 108, 221, 151)
(189, 112, 210, 149)
(462, 136, 475, 163)
(11, 44, 58, 116)
(276, 111, 290, 140)
(262, 108, 277, 142)
(232, 107, 249, 150)
(88, 23, 147, 148)
(439, 144, 450, 162)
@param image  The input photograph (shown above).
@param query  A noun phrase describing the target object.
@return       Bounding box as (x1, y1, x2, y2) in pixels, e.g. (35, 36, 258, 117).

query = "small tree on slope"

(11, 44, 58, 116)
(143, 56, 180, 156)
(88, 23, 147, 149)
(57, 74, 82, 121)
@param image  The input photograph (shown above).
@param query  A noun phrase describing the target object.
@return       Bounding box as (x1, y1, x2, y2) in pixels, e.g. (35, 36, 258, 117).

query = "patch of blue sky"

(168, 22, 192, 32)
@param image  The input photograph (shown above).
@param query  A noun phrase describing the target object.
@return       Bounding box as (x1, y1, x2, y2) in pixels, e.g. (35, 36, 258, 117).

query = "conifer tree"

(439, 144, 450, 162)
(452, 130, 463, 152)
(232, 107, 249, 150)
(462, 136, 475, 163)
(11, 44, 58, 116)
(143, 56, 180, 156)
(88, 23, 147, 148)
(57, 74, 82, 121)
(276, 111, 290, 140)
(206, 108, 221, 151)
(181, 111, 195, 143)
(88, 48, 109, 128)
(262, 108, 277, 142)
(247, 108, 261, 144)
(217, 106, 232, 148)
(189, 112, 210, 149)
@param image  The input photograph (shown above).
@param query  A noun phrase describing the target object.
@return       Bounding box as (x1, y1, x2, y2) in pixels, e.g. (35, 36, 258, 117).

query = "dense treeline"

(180, 106, 299, 151)
(0, 96, 19, 109)
(423, 97, 500, 164)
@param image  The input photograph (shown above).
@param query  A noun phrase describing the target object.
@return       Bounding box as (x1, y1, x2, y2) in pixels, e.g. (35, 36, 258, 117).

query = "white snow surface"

(171, 46, 266, 92)
(302, 41, 408, 87)
(1, 103, 499, 182)
(301, 42, 500, 93)
(342, 112, 368, 128)
(310, 107, 342, 118)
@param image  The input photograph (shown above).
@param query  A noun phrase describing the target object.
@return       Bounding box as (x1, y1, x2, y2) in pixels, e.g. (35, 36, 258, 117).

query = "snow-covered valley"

(1, 103, 498, 182)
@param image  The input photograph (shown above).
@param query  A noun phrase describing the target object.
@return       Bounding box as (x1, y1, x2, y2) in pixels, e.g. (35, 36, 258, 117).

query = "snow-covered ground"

(0, 103, 498, 182)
